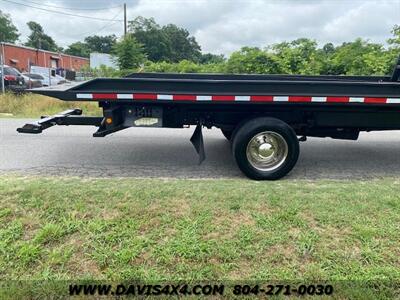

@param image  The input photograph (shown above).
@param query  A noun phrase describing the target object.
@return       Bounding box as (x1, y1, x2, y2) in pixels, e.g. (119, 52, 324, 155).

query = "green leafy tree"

(319, 43, 337, 75)
(128, 16, 201, 62)
(363, 50, 394, 75)
(0, 10, 19, 43)
(114, 24, 399, 76)
(25, 21, 59, 51)
(388, 25, 400, 49)
(198, 62, 226, 73)
(65, 42, 90, 57)
(272, 38, 322, 75)
(226, 47, 282, 74)
(199, 53, 225, 64)
(65, 35, 116, 58)
(128, 17, 168, 62)
(161, 24, 201, 62)
(330, 39, 387, 75)
(112, 35, 146, 70)
(143, 60, 226, 73)
(385, 25, 400, 74)
(84, 35, 117, 54)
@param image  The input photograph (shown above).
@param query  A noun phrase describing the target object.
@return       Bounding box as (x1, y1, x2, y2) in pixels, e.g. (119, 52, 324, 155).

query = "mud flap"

(190, 122, 206, 164)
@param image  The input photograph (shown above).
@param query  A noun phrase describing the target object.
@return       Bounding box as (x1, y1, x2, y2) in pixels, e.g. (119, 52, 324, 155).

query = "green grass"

(0, 92, 101, 118)
(0, 176, 399, 298)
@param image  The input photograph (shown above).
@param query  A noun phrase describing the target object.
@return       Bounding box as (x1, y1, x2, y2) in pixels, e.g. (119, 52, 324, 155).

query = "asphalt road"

(2, 118, 400, 179)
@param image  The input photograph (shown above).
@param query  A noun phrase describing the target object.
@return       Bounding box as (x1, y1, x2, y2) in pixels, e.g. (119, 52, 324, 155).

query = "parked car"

(0, 65, 26, 92)
(22, 73, 43, 88)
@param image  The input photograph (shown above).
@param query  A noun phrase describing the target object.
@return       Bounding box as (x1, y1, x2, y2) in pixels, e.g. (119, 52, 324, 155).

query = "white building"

(90, 53, 117, 69)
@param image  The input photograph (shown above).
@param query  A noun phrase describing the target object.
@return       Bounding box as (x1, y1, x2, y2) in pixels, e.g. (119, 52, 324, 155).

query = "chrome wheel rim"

(246, 131, 288, 171)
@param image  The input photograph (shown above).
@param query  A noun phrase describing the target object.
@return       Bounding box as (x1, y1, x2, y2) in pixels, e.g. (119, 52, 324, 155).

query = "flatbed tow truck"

(18, 57, 400, 180)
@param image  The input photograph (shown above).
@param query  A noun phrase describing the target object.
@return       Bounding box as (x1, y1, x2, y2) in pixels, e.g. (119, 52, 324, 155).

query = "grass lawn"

(0, 176, 399, 298)
(0, 92, 101, 118)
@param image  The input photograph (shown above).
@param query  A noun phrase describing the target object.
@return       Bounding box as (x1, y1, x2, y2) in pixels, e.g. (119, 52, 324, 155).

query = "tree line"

(0, 10, 399, 76)
(98, 23, 400, 77)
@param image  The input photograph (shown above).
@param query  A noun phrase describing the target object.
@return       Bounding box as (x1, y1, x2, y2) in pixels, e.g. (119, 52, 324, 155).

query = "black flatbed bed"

(17, 56, 400, 180)
(33, 71, 400, 101)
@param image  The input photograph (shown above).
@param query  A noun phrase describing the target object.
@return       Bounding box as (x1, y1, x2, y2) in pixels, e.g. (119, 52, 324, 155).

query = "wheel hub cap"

(257, 142, 274, 159)
(246, 131, 288, 171)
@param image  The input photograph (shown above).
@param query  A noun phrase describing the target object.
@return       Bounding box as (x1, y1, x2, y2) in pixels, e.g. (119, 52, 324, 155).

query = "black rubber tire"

(232, 117, 299, 180)
(221, 129, 233, 140)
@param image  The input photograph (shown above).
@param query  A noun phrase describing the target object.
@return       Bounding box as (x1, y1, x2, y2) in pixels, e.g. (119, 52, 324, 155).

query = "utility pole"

(124, 3, 127, 37)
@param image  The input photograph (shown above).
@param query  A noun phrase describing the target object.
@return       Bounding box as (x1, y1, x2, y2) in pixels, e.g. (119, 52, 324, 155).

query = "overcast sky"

(1, 0, 399, 55)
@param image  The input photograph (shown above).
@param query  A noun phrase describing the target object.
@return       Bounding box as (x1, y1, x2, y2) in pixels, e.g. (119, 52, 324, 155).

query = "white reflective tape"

(76, 93, 92, 99)
(117, 94, 133, 99)
(157, 94, 173, 100)
(196, 95, 212, 101)
(386, 98, 400, 104)
(274, 96, 289, 102)
(349, 97, 364, 103)
(235, 96, 250, 101)
(311, 97, 327, 102)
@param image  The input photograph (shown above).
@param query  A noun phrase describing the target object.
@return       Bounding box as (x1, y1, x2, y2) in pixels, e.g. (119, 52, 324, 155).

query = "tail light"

(4, 75, 17, 81)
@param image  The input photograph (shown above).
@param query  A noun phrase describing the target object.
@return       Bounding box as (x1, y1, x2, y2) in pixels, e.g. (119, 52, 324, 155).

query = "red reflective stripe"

(327, 97, 349, 103)
(88, 94, 393, 105)
(92, 93, 117, 100)
(289, 96, 312, 102)
(212, 95, 235, 101)
(173, 94, 196, 101)
(134, 93, 157, 100)
(364, 97, 387, 104)
(250, 95, 274, 102)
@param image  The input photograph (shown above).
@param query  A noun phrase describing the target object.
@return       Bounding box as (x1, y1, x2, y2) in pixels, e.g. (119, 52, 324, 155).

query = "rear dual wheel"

(232, 118, 299, 180)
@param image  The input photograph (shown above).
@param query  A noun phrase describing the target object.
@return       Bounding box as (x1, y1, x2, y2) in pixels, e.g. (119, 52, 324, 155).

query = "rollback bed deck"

(17, 56, 400, 180)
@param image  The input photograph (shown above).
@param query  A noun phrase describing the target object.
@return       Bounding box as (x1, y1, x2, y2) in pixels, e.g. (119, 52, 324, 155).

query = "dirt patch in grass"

(65, 234, 102, 277)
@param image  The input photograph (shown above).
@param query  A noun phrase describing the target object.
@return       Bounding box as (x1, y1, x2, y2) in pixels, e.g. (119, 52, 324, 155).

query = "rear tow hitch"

(17, 109, 102, 134)
(17, 109, 83, 134)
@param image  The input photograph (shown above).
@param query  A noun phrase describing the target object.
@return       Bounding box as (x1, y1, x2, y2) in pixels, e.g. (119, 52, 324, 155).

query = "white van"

(30, 66, 66, 86)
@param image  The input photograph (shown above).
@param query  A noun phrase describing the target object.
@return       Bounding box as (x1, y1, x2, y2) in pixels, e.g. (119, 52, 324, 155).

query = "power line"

(70, 9, 124, 38)
(23, 0, 122, 11)
(0, 0, 124, 22)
